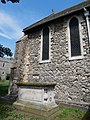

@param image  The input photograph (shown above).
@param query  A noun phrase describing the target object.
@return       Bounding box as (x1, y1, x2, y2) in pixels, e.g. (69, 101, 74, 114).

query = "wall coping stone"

(16, 82, 56, 87)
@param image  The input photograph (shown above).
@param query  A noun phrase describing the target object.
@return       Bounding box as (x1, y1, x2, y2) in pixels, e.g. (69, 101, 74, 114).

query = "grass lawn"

(0, 99, 89, 120)
(0, 99, 43, 120)
(0, 80, 90, 120)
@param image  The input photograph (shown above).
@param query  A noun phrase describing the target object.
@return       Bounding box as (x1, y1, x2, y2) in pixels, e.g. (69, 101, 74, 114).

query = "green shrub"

(0, 80, 9, 95)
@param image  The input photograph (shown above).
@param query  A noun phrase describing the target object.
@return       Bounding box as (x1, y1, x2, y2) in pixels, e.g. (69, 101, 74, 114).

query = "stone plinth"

(13, 82, 59, 120)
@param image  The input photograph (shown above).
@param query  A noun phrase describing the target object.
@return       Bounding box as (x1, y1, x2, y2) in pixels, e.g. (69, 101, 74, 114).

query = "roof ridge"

(23, 0, 90, 33)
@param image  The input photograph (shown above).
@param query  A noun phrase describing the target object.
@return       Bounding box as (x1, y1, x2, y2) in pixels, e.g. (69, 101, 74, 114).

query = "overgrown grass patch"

(0, 80, 9, 86)
(0, 106, 43, 120)
(0, 99, 89, 120)
(0, 99, 44, 120)
(58, 106, 89, 120)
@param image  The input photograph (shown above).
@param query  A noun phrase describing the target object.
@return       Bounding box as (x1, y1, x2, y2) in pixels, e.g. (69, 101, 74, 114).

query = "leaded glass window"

(42, 27, 49, 60)
(69, 17, 81, 57)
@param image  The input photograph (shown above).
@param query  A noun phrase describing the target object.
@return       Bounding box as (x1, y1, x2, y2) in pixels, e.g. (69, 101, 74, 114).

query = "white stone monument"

(13, 82, 59, 120)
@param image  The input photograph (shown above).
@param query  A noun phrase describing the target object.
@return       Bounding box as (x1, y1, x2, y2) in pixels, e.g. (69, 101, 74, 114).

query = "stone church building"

(11, 1, 90, 106)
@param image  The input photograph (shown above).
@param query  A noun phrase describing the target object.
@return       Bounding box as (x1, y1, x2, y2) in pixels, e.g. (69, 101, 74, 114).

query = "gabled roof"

(23, 1, 90, 34)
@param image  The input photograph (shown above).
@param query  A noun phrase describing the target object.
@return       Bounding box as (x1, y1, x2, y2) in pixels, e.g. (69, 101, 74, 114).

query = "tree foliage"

(0, 44, 13, 57)
(1, 0, 19, 4)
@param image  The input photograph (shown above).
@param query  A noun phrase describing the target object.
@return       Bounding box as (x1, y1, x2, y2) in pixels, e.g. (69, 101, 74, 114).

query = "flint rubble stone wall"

(13, 13, 90, 105)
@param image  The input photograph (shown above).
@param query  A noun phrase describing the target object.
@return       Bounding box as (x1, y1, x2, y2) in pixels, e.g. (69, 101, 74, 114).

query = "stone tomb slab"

(18, 88, 44, 103)
(13, 82, 59, 120)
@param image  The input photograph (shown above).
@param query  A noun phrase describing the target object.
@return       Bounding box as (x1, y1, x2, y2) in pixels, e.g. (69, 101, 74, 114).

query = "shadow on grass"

(0, 99, 43, 120)
(82, 106, 90, 120)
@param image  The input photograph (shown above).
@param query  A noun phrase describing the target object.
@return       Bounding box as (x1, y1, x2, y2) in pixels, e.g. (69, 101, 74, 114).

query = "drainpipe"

(83, 8, 90, 46)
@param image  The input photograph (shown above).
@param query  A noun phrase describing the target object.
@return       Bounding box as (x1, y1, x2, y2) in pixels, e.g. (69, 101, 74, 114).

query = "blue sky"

(0, 0, 84, 57)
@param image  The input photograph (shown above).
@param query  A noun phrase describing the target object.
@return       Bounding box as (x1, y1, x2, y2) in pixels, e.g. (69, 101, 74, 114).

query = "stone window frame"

(40, 26, 51, 63)
(68, 16, 83, 60)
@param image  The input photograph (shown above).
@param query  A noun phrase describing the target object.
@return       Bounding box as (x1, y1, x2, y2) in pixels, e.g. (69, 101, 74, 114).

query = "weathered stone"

(13, 82, 59, 120)
(10, 11, 90, 106)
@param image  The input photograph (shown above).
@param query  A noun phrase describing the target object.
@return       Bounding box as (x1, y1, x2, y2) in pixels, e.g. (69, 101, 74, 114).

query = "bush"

(0, 80, 9, 95)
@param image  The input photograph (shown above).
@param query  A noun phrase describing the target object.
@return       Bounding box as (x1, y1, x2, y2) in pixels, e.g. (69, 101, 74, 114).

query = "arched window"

(69, 17, 81, 57)
(3, 63, 5, 67)
(42, 27, 49, 61)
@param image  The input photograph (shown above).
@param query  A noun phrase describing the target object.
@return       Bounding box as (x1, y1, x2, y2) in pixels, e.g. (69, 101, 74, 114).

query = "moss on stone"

(16, 82, 56, 87)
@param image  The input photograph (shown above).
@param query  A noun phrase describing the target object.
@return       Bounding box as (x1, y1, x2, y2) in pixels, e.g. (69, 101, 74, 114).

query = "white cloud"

(0, 32, 12, 40)
(0, 12, 24, 40)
